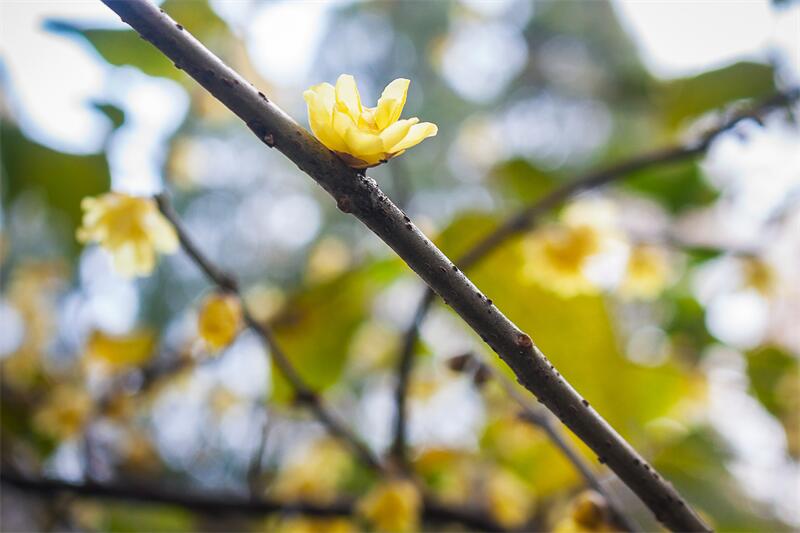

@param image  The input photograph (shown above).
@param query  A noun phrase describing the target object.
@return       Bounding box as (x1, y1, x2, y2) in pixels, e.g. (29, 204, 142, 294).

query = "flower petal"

(375, 78, 409, 130)
(380, 117, 418, 151)
(335, 74, 362, 121)
(389, 122, 438, 153)
(344, 126, 384, 165)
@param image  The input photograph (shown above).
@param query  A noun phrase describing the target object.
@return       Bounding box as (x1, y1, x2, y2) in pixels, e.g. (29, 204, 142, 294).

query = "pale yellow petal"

(375, 78, 410, 130)
(389, 122, 438, 153)
(344, 127, 384, 165)
(335, 74, 362, 121)
(380, 118, 418, 152)
(147, 215, 179, 253)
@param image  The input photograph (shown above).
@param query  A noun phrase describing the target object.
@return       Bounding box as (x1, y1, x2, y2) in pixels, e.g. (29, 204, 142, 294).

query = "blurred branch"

(390, 87, 799, 475)
(1, 469, 506, 531)
(99, 1, 717, 529)
(155, 193, 383, 473)
(458, 354, 638, 532)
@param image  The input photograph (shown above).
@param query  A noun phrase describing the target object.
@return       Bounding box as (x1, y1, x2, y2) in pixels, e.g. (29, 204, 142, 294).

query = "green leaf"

(269, 259, 405, 402)
(1, 122, 111, 254)
(103, 503, 195, 533)
(92, 101, 126, 131)
(440, 214, 694, 440)
(45, 1, 231, 82)
(654, 428, 791, 531)
(491, 158, 559, 203)
(746, 346, 797, 417)
(624, 159, 718, 213)
(46, 20, 184, 81)
(659, 62, 776, 129)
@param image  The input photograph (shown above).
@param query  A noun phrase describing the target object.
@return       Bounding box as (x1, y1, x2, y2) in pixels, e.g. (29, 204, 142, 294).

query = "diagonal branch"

(1, 469, 505, 531)
(154, 193, 383, 472)
(101, 1, 712, 529)
(390, 89, 799, 465)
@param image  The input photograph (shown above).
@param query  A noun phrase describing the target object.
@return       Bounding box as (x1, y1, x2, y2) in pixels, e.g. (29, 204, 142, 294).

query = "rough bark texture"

(100, 1, 713, 530)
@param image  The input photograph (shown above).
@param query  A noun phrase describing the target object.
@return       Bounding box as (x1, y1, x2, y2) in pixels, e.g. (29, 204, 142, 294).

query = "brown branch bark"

(1, 469, 505, 531)
(99, 0, 718, 529)
(155, 193, 382, 472)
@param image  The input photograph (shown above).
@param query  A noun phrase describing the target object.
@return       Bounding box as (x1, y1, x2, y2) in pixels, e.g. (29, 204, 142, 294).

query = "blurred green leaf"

(654, 428, 790, 531)
(1, 122, 111, 254)
(439, 214, 694, 440)
(46, 20, 184, 81)
(45, 0, 229, 82)
(664, 291, 715, 365)
(269, 259, 405, 402)
(746, 346, 797, 417)
(624, 160, 718, 213)
(104, 503, 195, 533)
(659, 62, 776, 129)
(491, 159, 558, 203)
(92, 101, 126, 131)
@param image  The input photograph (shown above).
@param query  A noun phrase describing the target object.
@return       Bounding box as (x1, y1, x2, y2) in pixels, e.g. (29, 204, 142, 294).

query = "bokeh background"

(1, 0, 799, 531)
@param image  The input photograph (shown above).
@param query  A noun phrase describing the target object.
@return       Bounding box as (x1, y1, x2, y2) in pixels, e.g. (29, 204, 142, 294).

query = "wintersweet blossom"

(197, 292, 243, 351)
(524, 224, 602, 297)
(33, 384, 93, 440)
(620, 245, 672, 299)
(77, 193, 178, 277)
(357, 478, 421, 532)
(304, 74, 437, 168)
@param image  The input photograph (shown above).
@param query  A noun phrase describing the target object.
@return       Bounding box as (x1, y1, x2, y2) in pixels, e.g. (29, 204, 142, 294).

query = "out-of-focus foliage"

(2, 0, 798, 531)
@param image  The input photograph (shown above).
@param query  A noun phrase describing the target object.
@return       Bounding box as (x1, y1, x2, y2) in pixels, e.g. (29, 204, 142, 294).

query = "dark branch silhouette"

(1, 469, 504, 531)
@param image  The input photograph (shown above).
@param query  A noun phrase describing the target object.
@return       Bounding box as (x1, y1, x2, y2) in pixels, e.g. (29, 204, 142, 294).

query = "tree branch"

(154, 193, 383, 473)
(390, 88, 799, 477)
(100, 1, 715, 529)
(1, 470, 505, 531)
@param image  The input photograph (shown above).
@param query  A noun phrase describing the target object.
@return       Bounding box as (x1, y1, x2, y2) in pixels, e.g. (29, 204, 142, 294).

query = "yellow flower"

(33, 384, 93, 440)
(742, 257, 775, 295)
(357, 478, 421, 533)
(85, 329, 155, 372)
(485, 467, 534, 528)
(271, 439, 353, 503)
(198, 292, 243, 351)
(272, 518, 356, 533)
(620, 245, 672, 300)
(77, 193, 178, 277)
(524, 224, 602, 297)
(304, 74, 437, 168)
(553, 490, 614, 532)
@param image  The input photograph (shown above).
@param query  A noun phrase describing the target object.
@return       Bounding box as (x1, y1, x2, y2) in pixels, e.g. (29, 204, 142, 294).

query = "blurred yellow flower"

(271, 439, 353, 503)
(85, 329, 155, 371)
(304, 74, 437, 168)
(553, 490, 614, 532)
(198, 292, 243, 351)
(357, 478, 421, 533)
(524, 224, 602, 297)
(620, 245, 672, 300)
(2, 262, 66, 388)
(485, 467, 534, 528)
(742, 257, 775, 295)
(77, 193, 178, 277)
(272, 517, 355, 533)
(34, 384, 93, 440)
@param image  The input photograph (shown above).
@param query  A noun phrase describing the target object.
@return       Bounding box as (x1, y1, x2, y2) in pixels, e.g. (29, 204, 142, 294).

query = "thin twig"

(154, 193, 383, 472)
(1, 469, 506, 531)
(390, 89, 799, 467)
(99, 1, 721, 528)
(487, 362, 638, 532)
